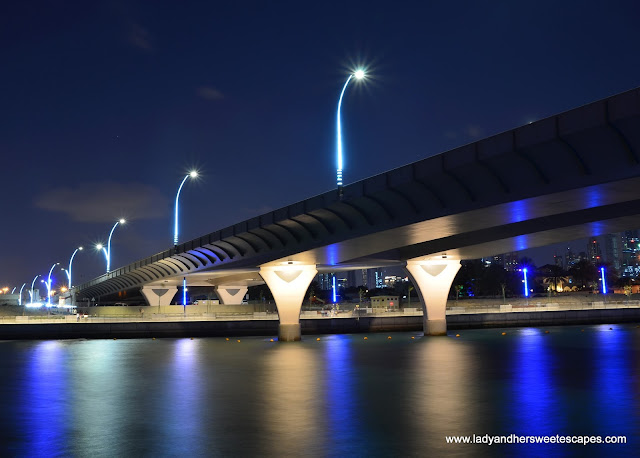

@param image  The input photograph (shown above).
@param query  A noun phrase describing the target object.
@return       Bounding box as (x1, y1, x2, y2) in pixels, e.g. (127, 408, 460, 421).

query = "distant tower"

(360, 269, 368, 288)
(565, 247, 579, 269)
(553, 253, 564, 269)
(503, 252, 518, 272)
(621, 230, 640, 277)
(317, 273, 332, 291)
(587, 237, 602, 265)
(604, 233, 621, 271)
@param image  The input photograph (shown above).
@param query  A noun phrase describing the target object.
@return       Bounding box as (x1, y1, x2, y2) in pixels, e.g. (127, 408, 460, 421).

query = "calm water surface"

(1, 325, 639, 457)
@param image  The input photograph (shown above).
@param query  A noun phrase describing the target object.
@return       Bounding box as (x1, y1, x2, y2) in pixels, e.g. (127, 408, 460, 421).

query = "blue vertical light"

(523, 268, 529, 297)
(601, 267, 607, 294)
(332, 276, 337, 303)
(336, 75, 353, 187)
(183, 277, 187, 306)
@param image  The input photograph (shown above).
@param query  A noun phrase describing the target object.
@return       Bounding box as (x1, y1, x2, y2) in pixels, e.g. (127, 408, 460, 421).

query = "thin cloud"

(197, 86, 224, 101)
(129, 23, 152, 51)
(34, 182, 169, 223)
(465, 125, 484, 138)
(444, 125, 485, 141)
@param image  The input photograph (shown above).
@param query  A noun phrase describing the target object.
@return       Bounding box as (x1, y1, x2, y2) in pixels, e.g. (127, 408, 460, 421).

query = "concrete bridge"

(75, 87, 640, 340)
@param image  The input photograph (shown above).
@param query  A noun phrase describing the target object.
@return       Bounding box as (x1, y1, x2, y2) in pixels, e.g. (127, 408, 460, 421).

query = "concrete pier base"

(259, 263, 317, 342)
(278, 323, 302, 341)
(425, 319, 447, 336)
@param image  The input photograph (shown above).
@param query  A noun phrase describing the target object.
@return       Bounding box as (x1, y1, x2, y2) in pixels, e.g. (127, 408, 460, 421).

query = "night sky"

(2, 0, 640, 290)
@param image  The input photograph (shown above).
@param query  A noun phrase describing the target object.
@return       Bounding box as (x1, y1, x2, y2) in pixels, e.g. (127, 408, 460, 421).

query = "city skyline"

(2, 0, 640, 289)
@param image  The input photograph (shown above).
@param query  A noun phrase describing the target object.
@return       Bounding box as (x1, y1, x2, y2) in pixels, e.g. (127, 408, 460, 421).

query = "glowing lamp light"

(601, 267, 607, 294)
(523, 268, 529, 297)
(332, 276, 337, 303)
(183, 277, 187, 306)
(354, 69, 366, 80)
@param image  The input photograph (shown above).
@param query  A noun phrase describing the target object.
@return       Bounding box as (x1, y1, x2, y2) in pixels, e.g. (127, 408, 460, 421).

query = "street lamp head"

(354, 69, 366, 80)
(78, 246, 84, 251)
(189, 171, 198, 178)
(96, 244, 103, 250)
(119, 218, 126, 224)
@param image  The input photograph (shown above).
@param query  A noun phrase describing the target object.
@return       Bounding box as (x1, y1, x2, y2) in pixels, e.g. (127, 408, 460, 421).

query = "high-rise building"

(553, 253, 564, 269)
(481, 255, 504, 267)
(587, 237, 602, 265)
(565, 247, 580, 269)
(503, 252, 518, 272)
(317, 273, 332, 291)
(621, 230, 640, 277)
(604, 233, 621, 271)
(366, 268, 385, 289)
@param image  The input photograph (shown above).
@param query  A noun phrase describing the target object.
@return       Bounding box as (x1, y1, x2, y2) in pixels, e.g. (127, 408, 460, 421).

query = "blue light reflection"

(21, 341, 69, 456)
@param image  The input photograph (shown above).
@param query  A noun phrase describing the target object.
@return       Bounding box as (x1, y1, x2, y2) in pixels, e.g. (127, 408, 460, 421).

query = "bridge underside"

(74, 87, 640, 338)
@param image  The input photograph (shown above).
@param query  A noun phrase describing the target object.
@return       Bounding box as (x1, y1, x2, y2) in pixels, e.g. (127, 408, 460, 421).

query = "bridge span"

(75, 87, 640, 340)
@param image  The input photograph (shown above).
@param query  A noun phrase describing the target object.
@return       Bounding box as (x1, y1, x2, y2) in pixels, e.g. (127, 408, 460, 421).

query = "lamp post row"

(19, 169, 199, 306)
(14, 68, 369, 305)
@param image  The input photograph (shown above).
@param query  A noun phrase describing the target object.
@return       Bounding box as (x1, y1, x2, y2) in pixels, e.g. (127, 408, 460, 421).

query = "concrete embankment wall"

(1, 309, 639, 340)
(447, 308, 640, 329)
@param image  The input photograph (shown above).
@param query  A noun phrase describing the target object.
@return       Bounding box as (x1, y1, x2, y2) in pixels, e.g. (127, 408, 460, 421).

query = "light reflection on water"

(0, 325, 638, 457)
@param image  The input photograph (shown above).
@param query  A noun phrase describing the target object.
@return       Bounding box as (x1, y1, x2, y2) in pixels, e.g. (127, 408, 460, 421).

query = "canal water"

(0, 325, 638, 457)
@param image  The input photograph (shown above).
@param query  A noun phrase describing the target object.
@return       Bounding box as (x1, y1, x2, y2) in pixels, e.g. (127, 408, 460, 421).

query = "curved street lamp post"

(30, 275, 40, 304)
(45, 263, 60, 307)
(66, 246, 83, 288)
(174, 171, 198, 246)
(97, 220, 125, 273)
(336, 69, 366, 195)
(18, 283, 26, 306)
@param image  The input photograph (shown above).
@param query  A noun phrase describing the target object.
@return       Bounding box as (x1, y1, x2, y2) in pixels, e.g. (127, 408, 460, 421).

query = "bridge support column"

(405, 257, 461, 336)
(141, 286, 178, 307)
(259, 263, 317, 341)
(214, 286, 248, 305)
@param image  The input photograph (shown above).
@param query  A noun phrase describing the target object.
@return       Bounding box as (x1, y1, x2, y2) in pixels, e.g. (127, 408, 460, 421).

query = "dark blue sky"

(2, 0, 639, 289)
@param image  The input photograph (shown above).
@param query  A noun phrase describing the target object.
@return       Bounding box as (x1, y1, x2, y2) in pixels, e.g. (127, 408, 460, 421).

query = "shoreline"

(1, 307, 639, 340)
